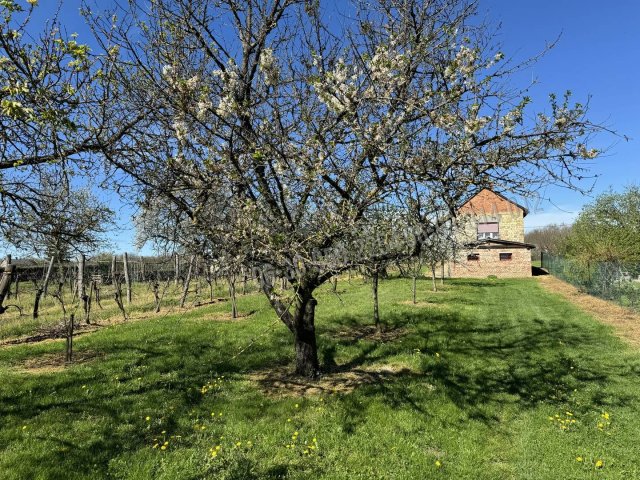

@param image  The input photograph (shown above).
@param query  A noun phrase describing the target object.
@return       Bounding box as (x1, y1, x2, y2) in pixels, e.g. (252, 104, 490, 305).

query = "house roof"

(465, 238, 536, 250)
(460, 188, 529, 218)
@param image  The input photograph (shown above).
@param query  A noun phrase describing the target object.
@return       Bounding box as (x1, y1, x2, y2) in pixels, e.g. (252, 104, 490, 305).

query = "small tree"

(3, 175, 114, 265)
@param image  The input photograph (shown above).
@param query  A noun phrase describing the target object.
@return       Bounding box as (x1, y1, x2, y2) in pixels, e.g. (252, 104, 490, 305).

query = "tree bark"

(114, 279, 128, 321)
(372, 269, 380, 333)
(431, 263, 437, 292)
(292, 290, 320, 377)
(66, 313, 75, 363)
(412, 275, 417, 304)
(123, 252, 132, 304)
(174, 253, 180, 286)
(78, 255, 90, 323)
(260, 275, 320, 378)
(228, 274, 238, 318)
(179, 255, 195, 308)
(33, 256, 55, 319)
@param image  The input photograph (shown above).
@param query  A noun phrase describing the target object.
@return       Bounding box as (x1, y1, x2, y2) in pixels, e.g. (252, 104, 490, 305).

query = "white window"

(477, 222, 499, 240)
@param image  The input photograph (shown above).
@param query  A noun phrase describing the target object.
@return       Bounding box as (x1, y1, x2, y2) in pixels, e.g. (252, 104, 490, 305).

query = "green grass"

(0, 276, 639, 479)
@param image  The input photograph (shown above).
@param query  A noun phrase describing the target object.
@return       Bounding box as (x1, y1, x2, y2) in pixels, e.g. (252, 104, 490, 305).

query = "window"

(499, 252, 512, 261)
(467, 253, 480, 261)
(477, 222, 499, 240)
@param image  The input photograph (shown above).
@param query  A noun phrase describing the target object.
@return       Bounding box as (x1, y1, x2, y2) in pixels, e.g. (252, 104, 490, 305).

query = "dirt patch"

(16, 350, 104, 374)
(249, 363, 422, 397)
(400, 300, 449, 309)
(331, 325, 406, 342)
(537, 275, 640, 347)
(202, 310, 256, 322)
(0, 322, 101, 347)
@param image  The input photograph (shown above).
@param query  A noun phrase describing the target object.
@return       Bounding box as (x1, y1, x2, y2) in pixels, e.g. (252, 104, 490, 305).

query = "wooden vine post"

(0, 256, 15, 314)
(123, 253, 132, 304)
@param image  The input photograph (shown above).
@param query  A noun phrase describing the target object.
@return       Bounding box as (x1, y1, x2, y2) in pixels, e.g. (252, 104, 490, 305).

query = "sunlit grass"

(0, 276, 639, 479)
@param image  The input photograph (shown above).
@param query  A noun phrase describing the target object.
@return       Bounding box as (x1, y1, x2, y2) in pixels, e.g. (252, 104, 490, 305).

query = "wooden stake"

(123, 252, 132, 304)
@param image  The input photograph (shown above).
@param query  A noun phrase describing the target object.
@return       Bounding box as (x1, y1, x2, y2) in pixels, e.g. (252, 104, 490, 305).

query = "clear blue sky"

(27, 1, 640, 253)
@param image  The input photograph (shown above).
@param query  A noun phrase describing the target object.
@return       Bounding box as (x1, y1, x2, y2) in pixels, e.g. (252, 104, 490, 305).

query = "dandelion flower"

(435, 460, 442, 468)
(145, 416, 151, 421)
(595, 459, 604, 469)
(576, 457, 583, 462)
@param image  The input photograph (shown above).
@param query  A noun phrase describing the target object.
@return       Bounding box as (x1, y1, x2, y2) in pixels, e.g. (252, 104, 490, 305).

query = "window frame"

(467, 253, 480, 261)
(499, 252, 513, 261)
(477, 221, 500, 240)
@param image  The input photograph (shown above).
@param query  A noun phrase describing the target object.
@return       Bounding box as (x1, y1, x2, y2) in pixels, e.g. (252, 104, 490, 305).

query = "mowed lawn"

(0, 277, 639, 479)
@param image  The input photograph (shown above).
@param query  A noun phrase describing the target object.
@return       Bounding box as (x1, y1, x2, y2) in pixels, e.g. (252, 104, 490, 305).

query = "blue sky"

(482, 0, 640, 230)
(23, 1, 640, 253)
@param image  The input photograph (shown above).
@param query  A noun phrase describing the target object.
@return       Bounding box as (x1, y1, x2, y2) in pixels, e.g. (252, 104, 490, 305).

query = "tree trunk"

(34, 257, 55, 319)
(179, 255, 195, 308)
(228, 274, 237, 318)
(431, 263, 437, 292)
(123, 252, 132, 303)
(412, 275, 417, 304)
(84, 280, 93, 324)
(78, 255, 90, 324)
(441, 260, 445, 286)
(174, 253, 180, 286)
(293, 292, 320, 377)
(259, 275, 320, 378)
(153, 282, 161, 312)
(332, 276, 337, 292)
(66, 313, 75, 363)
(372, 270, 380, 333)
(114, 279, 128, 321)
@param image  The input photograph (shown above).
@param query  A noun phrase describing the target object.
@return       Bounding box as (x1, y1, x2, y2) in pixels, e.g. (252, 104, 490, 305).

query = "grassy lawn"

(0, 277, 639, 479)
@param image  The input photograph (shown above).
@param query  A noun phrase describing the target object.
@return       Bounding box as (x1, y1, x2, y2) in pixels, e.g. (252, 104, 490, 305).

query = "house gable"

(456, 189, 526, 243)
(459, 188, 528, 218)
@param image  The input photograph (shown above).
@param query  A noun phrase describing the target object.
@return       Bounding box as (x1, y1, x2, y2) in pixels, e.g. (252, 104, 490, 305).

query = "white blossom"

(258, 48, 279, 86)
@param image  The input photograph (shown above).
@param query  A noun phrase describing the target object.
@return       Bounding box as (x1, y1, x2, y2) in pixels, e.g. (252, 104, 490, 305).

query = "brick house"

(449, 189, 535, 278)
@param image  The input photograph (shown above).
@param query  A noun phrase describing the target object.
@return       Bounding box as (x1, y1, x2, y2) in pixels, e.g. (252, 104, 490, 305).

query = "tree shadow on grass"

(316, 303, 639, 428)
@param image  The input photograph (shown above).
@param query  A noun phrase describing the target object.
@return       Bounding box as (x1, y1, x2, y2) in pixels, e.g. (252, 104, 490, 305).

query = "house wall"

(450, 248, 532, 278)
(457, 189, 525, 243)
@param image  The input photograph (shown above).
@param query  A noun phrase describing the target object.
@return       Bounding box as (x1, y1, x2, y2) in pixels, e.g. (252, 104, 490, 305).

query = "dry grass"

(537, 275, 640, 347)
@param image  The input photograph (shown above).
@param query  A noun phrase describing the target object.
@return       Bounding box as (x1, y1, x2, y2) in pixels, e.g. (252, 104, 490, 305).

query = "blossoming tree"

(93, 0, 605, 377)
